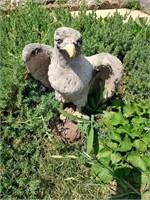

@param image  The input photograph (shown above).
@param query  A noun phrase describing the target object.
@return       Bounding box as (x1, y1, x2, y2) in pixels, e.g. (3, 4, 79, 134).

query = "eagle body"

(23, 27, 123, 109)
(48, 49, 93, 107)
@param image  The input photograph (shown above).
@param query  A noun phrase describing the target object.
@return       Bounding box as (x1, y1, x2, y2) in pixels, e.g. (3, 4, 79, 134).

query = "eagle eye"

(55, 39, 63, 45)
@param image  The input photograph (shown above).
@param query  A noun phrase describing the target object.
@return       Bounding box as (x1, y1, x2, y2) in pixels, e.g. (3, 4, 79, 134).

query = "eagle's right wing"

(22, 43, 53, 90)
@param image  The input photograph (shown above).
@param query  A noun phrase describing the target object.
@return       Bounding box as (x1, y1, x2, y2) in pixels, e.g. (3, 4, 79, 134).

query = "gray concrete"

(71, 8, 150, 24)
(23, 27, 123, 108)
(140, 0, 150, 13)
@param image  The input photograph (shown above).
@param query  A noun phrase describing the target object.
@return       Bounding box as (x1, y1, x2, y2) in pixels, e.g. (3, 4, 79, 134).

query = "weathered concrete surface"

(71, 8, 150, 24)
(140, 0, 150, 13)
(23, 27, 123, 108)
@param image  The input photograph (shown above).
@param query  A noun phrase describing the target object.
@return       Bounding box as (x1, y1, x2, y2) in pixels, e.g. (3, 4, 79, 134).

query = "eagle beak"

(63, 44, 76, 58)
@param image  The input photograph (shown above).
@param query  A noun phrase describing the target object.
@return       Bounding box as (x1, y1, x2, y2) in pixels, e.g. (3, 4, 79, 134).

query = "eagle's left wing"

(86, 53, 123, 100)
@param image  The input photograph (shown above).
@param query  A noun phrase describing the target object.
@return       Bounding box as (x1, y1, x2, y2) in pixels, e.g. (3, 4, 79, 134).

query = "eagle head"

(54, 27, 82, 58)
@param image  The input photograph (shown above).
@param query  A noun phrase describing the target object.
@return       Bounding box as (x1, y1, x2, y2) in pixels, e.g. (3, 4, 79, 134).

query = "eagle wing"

(22, 43, 53, 90)
(86, 53, 123, 100)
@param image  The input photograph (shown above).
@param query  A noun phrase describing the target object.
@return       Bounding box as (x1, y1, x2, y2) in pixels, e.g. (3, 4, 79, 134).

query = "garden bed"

(1, 2, 150, 200)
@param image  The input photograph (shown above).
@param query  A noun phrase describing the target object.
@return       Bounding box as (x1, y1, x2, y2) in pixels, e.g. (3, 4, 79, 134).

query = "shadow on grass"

(111, 168, 141, 199)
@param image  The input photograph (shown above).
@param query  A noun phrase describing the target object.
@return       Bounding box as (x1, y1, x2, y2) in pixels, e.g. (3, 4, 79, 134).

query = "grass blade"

(87, 123, 94, 154)
(57, 107, 90, 123)
(50, 155, 78, 159)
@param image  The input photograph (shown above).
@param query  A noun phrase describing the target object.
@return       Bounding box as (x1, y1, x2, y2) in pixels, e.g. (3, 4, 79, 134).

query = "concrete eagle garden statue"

(22, 27, 123, 116)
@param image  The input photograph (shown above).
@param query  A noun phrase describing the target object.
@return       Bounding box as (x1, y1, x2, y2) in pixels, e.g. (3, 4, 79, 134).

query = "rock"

(111, 0, 120, 8)
(0, 0, 7, 6)
(32, 0, 55, 4)
(46, 0, 55, 3)
(140, 0, 150, 13)
(86, 0, 100, 4)
(46, 3, 52, 10)
(70, 3, 79, 11)
(119, 0, 127, 8)
(0, 6, 8, 12)
(87, 3, 98, 10)
(99, 1, 111, 9)
(46, 3, 61, 11)
(67, 0, 79, 3)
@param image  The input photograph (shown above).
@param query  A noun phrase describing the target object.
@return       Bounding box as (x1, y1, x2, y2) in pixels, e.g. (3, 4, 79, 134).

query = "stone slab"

(71, 8, 150, 24)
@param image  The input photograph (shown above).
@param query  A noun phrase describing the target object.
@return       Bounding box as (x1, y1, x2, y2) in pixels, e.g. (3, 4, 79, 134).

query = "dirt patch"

(49, 119, 84, 143)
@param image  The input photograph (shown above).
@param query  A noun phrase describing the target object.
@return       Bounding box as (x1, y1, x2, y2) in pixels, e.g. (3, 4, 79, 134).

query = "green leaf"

(97, 148, 111, 166)
(141, 172, 150, 184)
(133, 104, 143, 116)
(98, 139, 106, 151)
(117, 135, 132, 152)
(87, 123, 94, 154)
(109, 131, 121, 142)
(131, 117, 148, 125)
(98, 88, 108, 103)
(91, 163, 113, 183)
(95, 90, 100, 102)
(86, 89, 108, 113)
(133, 139, 147, 152)
(111, 152, 122, 164)
(102, 112, 115, 130)
(127, 153, 147, 171)
(138, 101, 149, 113)
(111, 111, 128, 126)
(114, 167, 131, 178)
(79, 123, 89, 133)
(123, 103, 135, 117)
(144, 127, 150, 132)
(85, 104, 94, 113)
(117, 125, 131, 134)
(142, 155, 150, 168)
(133, 170, 141, 184)
(111, 99, 124, 107)
(89, 96, 96, 109)
(141, 133, 150, 145)
(103, 111, 114, 119)
(107, 141, 118, 149)
(129, 128, 143, 139)
(99, 148, 111, 157)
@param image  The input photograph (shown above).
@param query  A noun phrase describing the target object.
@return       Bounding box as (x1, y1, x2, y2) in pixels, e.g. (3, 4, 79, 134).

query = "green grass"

(1, 138, 110, 199)
(0, 3, 149, 199)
